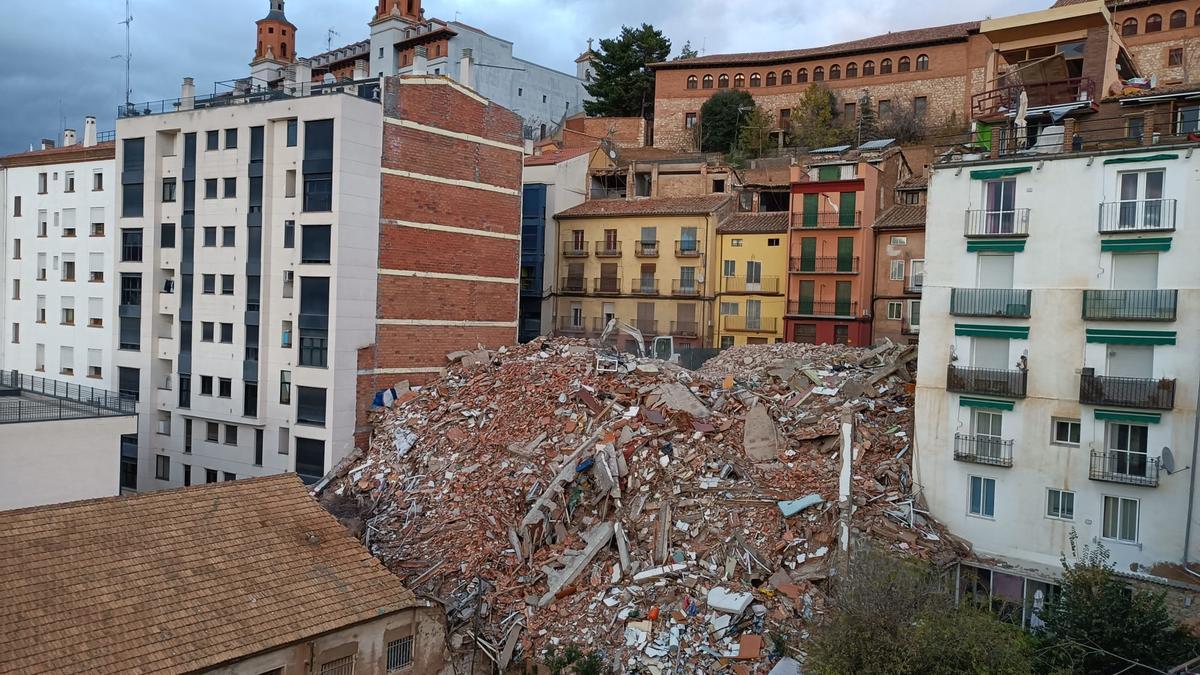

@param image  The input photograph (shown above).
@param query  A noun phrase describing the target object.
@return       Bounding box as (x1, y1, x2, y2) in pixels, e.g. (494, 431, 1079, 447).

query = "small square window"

(731, 239, 743, 247)
(968, 475, 995, 518)
(1052, 418, 1080, 446)
(767, 238, 780, 247)
(204, 179, 217, 199)
(887, 301, 903, 320)
(155, 454, 170, 481)
(203, 227, 217, 247)
(224, 471, 236, 481)
(1046, 488, 1075, 520)
(202, 274, 216, 294)
(387, 635, 415, 670)
(220, 323, 233, 343)
(223, 177, 237, 198)
(201, 321, 215, 342)
(206, 421, 219, 442)
(1102, 495, 1139, 543)
(222, 226, 235, 247)
(1168, 48, 1183, 67)
(221, 274, 234, 295)
(206, 468, 218, 483)
(200, 375, 214, 396)
(219, 377, 232, 398)
(206, 130, 219, 151)
(225, 128, 238, 149)
(890, 235, 907, 246)
(225, 424, 238, 445)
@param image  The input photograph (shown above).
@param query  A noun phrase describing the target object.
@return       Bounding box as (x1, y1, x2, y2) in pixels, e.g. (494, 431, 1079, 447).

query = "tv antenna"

(111, 0, 133, 108)
(327, 27, 340, 51)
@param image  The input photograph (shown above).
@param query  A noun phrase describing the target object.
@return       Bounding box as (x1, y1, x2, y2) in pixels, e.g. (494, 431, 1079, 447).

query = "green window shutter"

(802, 194, 819, 227)
(959, 396, 1015, 411)
(798, 280, 814, 314)
(818, 166, 840, 181)
(835, 281, 852, 316)
(1085, 328, 1176, 345)
(836, 237, 854, 272)
(1099, 237, 1171, 252)
(969, 166, 1032, 180)
(966, 239, 1026, 252)
(839, 192, 857, 226)
(1102, 153, 1179, 165)
(800, 238, 816, 271)
(954, 324, 1030, 339)
(1094, 409, 1161, 424)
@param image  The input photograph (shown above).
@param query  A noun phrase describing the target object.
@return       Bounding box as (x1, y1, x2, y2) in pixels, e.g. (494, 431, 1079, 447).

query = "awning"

(1085, 328, 1176, 345)
(969, 167, 1033, 180)
(955, 323, 1030, 339)
(1094, 409, 1162, 424)
(968, 239, 1027, 252)
(1101, 237, 1172, 252)
(1103, 153, 1179, 165)
(959, 396, 1016, 411)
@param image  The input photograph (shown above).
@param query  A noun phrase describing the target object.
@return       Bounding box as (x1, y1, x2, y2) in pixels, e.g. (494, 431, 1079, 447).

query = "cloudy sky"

(0, 0, 1048, 154)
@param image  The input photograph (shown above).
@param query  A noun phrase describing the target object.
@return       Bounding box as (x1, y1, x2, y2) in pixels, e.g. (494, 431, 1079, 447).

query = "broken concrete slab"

(537, 521, 614, 607)
(743, 404, 782, 461)
(707, 586, 753, 614)
(655, 382, 711, 418)
(778, 493, 824, 518)
(768, 657, 802, 675)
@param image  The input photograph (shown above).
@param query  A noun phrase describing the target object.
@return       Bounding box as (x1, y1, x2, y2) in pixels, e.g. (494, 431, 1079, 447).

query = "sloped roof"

(524, 146, 595, 166)
(874, 204, 927, 229)
(650, 21, 978, 69)
(896, 175, 929, 190)
(0, 474, 421, 674)
(0, 141, 115, 168)
(557, 195, 731, 219)
(718, 212, 790, 234)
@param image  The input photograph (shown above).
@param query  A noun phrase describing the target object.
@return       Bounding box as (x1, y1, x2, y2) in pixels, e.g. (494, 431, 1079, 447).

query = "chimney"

(353, 59, 368, 81)
(180, 77, 196, 111)
(83, 116, 97, 147)
(40, 139, 55, 150)
(292, 59, 312, 95)
(459, 48, 473, 89)
(413, 45, 428, 75)
(63, 129, 77, 147)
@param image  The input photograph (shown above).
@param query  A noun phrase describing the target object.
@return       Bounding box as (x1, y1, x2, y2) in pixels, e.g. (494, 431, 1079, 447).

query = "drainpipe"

(1183, 375, 1200, 580)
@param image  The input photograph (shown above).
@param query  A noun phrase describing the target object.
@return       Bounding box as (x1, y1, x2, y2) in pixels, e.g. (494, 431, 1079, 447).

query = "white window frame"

(890, 235, 907, 246)
(889, 260, 905, 281)
(967, 474, 996, 519)
(907, 299, 921, 329)
(886, 301, 902, 320)
(1051, 417, 1081, 447)
(720, 302, 739, 316)
(1046, 488, 1075, 520)
(1101, 495, 1139, 544)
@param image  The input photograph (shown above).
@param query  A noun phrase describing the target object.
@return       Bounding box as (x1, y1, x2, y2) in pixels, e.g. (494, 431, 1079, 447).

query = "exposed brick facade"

(356, 77, 523, 438)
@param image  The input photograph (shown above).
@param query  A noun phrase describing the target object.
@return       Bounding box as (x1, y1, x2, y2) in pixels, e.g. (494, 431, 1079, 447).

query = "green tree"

(854, 92, 879, 144)
(583, 24, 671, 119)
(789, 84, 845, 149)
(736, 106, 776, 160)
(674, 40, 699, 60)
(1036, 536, 1200, 673)
(699, 89, 755, 153)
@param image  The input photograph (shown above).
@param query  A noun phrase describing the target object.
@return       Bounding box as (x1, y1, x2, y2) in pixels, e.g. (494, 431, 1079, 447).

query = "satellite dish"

(1161, 447, 1175, 474)
(608, 149, 617, 159)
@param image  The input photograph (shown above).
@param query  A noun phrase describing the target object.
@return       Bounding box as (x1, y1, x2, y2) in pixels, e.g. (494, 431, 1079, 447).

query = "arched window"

(781, 70, 792, 85)
(813, 66, 824, 81)
(898, 56, 911, 72)
(1122, 17, 1138, 35)
(916, 54, 929, 71)
(749, 73, 761, 87)
(718, 74, 729, 88)
(846, 62, 858, 78)
(1169, 9, 1186, 28)
(880, 58, 892, 74)
(686, 75, 698, 90)
(829, 64, 841, 80)
(863, 60, 875, 76)
(734, 73, 745, 88)
(766, 72, 777, 86)
(797, 68, 808, 83)
(1146, 13, 1162, 32)
(280, 42, 288, 58)
(702, 74, 714, 89)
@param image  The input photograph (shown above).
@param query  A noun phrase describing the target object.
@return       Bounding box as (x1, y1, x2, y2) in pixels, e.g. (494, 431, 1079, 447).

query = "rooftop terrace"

(0, 371, 136, 425)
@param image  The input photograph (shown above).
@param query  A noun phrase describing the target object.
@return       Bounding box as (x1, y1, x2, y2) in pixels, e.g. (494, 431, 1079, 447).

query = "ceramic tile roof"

(524, 146, 595, 166)
(651, 21, 978, 69)
(0, 474, 420, 675)
(874, 204, 927, 229)
(557, 195, 731, 219)
(717, 212, 790, 234)
(0, 141, 115, 168)
(896, 175, 929, 190)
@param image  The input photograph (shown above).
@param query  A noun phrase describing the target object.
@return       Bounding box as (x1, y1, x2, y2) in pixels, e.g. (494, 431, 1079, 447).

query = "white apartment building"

(113, 77, 382, 493)
(0, 119, 118, 390)
(916, 143, 1200, 597)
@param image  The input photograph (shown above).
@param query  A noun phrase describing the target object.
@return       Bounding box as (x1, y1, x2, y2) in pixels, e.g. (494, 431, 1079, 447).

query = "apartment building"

(0, 120, 117, 389)
(714, 213, 788, 347)
(871, 175, 926, 344)
(554, 195, 731, 347)
(785, 142, 911, 346)
(915, 139, 1200, 608)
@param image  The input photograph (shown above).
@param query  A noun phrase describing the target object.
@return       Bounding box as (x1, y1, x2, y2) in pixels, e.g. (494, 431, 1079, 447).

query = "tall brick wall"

(355, 76, 523, 444)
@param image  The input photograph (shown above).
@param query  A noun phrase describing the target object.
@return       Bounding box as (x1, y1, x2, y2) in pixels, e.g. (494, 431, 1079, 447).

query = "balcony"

(787, 301, 857, 318)
(723, 316, 778, 333)
(631, 319, 658, 336)
(557, 316, 593, 335)
(1098, 200, 1177, 234)
(670, 321, 700, 338)
(964, 209, 1030, 237)
(1079, 369, 1174, 410)
(971, 76, 1096, 118)
(1089, 450, 1159, 488)
(158, 291, 178, 315)
(559, 277, 587, 295)
(156, 337, 176, 361)
(631, 278, 660, 296)
(902, 318, 920, 335)
(671, 279, 703, 297)
(953, 433, 1014, 468)
(949, 289, 1031, 318)
(593, 277, 622, 295)
(1082, 290, 1177, 322)
(905, 274, 924, 294)
(562, 241, 589, 258)
(792, 211, 862, 229)
(634, 241, 660, 258)
(789, 256, 860, 274)
(595, 242, 622, 258)
(675, 241, 702, 258)
(947, 365, 1027, 398)
(723, 276, 781, 294)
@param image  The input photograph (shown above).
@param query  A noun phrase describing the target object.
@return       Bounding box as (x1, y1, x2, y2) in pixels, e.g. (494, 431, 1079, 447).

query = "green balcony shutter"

(835, 281, 852, 316)
(798, 280, 814, 314)
(800, 237, 816, 271)
(837, 237, 854, 272)
(802, 194, 818, 227)
(818, 166, 840, 181)
(839, 192, 857, 226)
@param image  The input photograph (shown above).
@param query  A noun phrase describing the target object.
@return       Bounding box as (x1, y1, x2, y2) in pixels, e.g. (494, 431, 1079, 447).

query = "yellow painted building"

(714, 213, 790, 346)
(552, 195, 732, 347)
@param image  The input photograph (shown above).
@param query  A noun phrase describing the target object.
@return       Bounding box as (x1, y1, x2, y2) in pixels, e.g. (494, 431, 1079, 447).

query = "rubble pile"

(319, 337, 966, 672)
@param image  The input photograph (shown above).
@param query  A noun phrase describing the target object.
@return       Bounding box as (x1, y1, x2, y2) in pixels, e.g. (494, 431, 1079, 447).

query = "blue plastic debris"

(778, 493, 824, 517)
(575, 458, 595, 473)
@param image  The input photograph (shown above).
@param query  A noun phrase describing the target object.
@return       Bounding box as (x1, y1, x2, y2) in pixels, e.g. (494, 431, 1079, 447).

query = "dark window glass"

(161, 223, 176, 248)
(223, 177, 236, 198)
(254, 428, 264, 465)
(284, 220, 295, 248)
(302, 120, 334, 212)
(220, 323, 233, 343)
(206, 130, 219, 150)
(296, 386, 327, 426)
(120, 434, 138, 490)
(286, 119, 298, 147)
(225, 128, 238, 149)
(118, 367, 140, 401)
(301, 225, 332, 263)
(206, 468, 218, 483)
(221, 274, 234, 295)
(295, 437, 325, 484)
(219, 377, 232, 398)
(201, 376, 213, 396)
(201, 322, 214, 341)
(122, 138, 144, 172)
(203, 226, 216, 247)
(121, 228, 143, 262)
(299, 277, 329, 367)
(222, 226, 235, 247)
(121, 183, 143, 218)
(162, 177, 177, 202)
(202, 274, 215, 294)
(204, 178, 217, 199)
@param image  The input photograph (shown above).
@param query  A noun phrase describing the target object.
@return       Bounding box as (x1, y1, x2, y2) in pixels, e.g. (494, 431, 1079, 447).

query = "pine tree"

(699, 90, 755, 153)
(583, 25, 671, 119)
(674, 41, 699, 61)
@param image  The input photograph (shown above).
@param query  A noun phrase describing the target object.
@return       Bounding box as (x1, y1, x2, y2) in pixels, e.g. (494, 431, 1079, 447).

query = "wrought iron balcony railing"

(1079, 369, 1175, 410)
(595, 241, 622, 257)
(947, 365, 1027, 398)
(723, 316, 778, 333)
(562, 241, 589, 257)
(675, 241, 702, 257)
(671, 279, 703, 296)
(1089, 450, 1159, 487)
(559, 277, 587, 294)
(792, 210, 862, 229)
(631, 279, 660, 295)
(787, 301, 857, 318)
(634, 241, 660, 257)
(670, 321, 700, 337)
(789, 256, 860, 274)
(1098, 199, 1177, 234)
(964, 209, 1030, 237)
(950, 288, 1031, 318)
(1082, 289, 1177, 321)
(593, 277, 622, 295)
(953, 433, 1014, 467)
(723, 276, 780, 294)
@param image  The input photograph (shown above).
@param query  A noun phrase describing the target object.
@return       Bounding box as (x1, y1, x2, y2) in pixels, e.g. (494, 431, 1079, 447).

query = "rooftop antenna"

(326, 27, 340, 51)
(117, 0, 133, 107)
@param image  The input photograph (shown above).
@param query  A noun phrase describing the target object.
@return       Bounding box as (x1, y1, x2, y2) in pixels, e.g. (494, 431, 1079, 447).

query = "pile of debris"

(318, 337, 965, 672)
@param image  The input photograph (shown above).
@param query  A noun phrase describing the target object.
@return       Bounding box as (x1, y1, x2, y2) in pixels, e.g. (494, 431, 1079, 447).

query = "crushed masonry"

(318, 338, 970, 672)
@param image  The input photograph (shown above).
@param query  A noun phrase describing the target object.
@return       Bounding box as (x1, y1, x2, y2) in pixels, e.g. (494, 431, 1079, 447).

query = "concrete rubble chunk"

(655, 381, 711, 418)
(778, 493, 824, 517)
(537, 521, 614, 607)
(707, 586, 753, 614)
(743, 403, 783, 461)
(768, 657, 802, 675)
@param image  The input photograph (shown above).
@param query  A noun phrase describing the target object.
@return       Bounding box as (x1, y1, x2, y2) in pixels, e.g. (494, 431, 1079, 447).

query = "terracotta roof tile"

(874, 204, 926, 229)
(651, 21, 978, 69)
(524, 146, 595, 166)
(897, 175, 929, 190)
(717, 212, 789, 234)
(0, 474, 420, 674)
(557, 195, 731, 219)
(0, 141, 115, 168)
